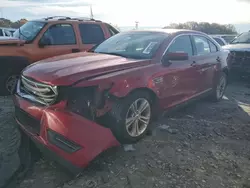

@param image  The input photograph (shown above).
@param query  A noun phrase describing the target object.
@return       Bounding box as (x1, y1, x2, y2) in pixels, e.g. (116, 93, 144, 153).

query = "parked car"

(0, 16, 119, 95)
(221, 34, 237, 43)
(14, 29, 229, 172)
(5, 28, 16, 36)
(222, 31, 250, 78)
(0, 27, 15, 37)
(210, 35, 227, 46)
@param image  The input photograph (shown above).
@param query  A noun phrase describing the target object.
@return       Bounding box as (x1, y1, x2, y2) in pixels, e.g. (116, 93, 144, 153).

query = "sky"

(1, 0, 250, 28)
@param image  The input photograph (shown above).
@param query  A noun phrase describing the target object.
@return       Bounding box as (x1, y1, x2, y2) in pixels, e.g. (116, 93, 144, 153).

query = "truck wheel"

(109, 91, 153, 144)
(0, 71, 20, 96)
(210, 72, 227, 102)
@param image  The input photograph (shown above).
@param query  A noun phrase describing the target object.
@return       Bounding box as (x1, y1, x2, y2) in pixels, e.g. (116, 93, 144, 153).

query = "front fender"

(108, 76, 151, 98)
(74, 64, 159, 99)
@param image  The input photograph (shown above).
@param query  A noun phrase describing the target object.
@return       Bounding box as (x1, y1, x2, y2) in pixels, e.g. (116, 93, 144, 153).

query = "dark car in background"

(223, 31, 250, 78)
(210, 35, 237, 46)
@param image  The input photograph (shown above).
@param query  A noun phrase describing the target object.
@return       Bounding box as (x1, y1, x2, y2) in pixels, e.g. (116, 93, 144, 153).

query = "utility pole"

(135, 21, 139, 30)
(90, 5, 94, 19)
(0, 8, 3, 18)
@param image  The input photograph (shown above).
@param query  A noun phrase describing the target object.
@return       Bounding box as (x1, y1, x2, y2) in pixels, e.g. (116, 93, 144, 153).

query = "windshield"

(94, 31, 167, 59)
(13, 21, 46, 42)
(230, 32, 250, 44)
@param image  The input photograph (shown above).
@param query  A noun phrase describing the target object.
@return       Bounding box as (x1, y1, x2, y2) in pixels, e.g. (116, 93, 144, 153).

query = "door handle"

(72, 49, 80, 53)
(191, 61, 197, 67)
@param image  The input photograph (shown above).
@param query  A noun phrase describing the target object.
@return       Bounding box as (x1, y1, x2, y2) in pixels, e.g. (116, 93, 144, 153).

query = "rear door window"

(193, 36, 211, 55)
(79, 23, 105, 44)
(208, 40, 218, 52)
(167, 35, 193, 56)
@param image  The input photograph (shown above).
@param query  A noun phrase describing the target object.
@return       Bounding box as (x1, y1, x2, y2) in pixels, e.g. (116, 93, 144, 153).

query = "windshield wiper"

(231, 41, 250, 44)
(97, 52, 128, 58)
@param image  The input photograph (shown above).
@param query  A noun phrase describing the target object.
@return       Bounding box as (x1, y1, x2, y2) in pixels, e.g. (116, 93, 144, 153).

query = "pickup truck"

(0, 16, 119, 95)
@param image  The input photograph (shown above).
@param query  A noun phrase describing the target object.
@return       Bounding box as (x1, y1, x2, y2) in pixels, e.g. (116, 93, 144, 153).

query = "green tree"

(163, 21, 237, 34)
(0, 18, 27, 28)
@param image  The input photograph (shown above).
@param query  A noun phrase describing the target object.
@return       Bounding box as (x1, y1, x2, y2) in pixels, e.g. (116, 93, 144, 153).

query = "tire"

(0, 57, 29, 96)
(210, 72, 227, 102)
(108, 91, 153, 144)
(0, 69, 21, 96)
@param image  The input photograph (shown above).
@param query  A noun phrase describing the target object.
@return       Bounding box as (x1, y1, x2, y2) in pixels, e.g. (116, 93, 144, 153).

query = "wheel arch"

(0, 56, 31, 72)
(126, 87, 158, 104)
(109, 87, 160, 116)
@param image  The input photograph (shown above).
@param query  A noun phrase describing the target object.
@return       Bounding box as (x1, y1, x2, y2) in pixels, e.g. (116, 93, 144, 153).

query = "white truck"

(0, 27, 16, 37)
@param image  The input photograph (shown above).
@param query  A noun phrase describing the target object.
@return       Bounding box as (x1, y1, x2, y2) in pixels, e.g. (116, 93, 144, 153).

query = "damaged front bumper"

(13, 95, 120, 173)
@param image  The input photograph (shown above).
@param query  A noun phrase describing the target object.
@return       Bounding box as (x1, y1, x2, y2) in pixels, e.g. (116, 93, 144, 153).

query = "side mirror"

(38, 37, 51, 48)
(162, 52, 189, 66)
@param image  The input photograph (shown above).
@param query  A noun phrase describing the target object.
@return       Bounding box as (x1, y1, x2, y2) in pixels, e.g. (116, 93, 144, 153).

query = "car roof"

(32, 16, 103, 23)
(122, 28, 206, 35)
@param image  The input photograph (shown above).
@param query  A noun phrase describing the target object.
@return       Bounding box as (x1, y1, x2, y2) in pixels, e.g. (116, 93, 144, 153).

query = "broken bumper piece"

(13, 95, 120, 172)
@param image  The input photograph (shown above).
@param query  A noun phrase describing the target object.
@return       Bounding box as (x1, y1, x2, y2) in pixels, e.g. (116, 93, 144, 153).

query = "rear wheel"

(211, 72, 227, 102)
(109, 91, 153, 144)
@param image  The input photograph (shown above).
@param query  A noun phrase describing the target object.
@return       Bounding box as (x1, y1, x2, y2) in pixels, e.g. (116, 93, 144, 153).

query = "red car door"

(159, 35, 203, 109)
(191, 35, 219, 92)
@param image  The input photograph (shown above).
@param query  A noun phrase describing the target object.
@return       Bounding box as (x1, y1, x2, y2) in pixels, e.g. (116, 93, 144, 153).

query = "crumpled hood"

(22, 52, 152, 86)
(222, 43, 250, 51)
(0, 36, 25, 45)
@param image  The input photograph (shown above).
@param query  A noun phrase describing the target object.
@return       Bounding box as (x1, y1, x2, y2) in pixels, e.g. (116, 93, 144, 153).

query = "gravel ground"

(0, 97, 21, 188)
(1, 82, 250, 188)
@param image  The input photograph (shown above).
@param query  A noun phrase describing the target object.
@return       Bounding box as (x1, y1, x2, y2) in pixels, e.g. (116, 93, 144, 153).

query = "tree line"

(163, 21, 237, 34)
(0, 18, 27, 28)
(0, 18, 238, 34)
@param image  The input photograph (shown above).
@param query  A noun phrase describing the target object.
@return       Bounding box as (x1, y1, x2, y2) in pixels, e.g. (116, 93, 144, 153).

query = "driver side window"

(167, 35, 193, 56)
(41, 24, 76, 45)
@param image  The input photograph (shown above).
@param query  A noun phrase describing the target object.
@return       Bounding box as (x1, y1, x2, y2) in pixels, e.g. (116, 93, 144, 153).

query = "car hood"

(222, 43, 250, 51)
(0, 36, 25, 45)
(22, 52, 152, 86)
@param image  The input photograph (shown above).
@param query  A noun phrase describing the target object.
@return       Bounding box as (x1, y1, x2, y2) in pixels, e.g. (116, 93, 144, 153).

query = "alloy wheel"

(216, 75, 226, 99)
(125, 98, 151, 137)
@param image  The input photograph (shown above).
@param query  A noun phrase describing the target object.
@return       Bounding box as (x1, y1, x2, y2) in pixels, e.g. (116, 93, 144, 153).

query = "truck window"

(42, 24, 76, 45)
(78, 23, 105, 44)
(106, 24, 119, 36)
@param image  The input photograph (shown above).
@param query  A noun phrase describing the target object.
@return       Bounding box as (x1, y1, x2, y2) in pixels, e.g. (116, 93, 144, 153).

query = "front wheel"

(210, 72, 227, 102)
(0, 72, 20, 96)
(109, 91, 153, 144)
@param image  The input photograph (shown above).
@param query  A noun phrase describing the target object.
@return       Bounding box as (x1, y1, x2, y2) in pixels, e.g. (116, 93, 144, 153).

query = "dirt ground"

(2, 82, 250, 188)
